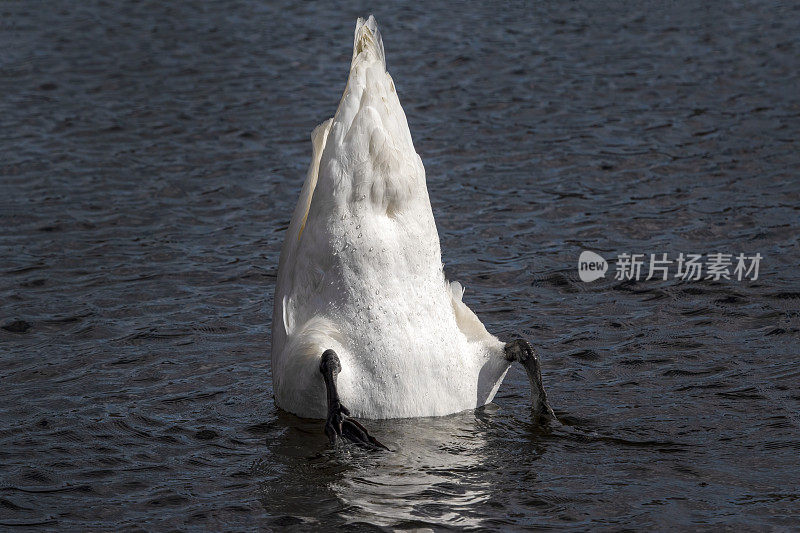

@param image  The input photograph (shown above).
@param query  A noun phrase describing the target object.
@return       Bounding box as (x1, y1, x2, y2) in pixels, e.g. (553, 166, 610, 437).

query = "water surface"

(1, 1, 799, 530)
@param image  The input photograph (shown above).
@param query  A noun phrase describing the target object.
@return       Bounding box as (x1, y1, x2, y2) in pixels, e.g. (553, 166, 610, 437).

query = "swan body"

(271, 16, 512, 420)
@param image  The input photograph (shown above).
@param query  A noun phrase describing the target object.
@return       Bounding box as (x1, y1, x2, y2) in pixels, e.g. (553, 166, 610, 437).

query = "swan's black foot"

(504, 339, 556, 425)
(324, 401, 388, 450)
(320, 349, 388, 451)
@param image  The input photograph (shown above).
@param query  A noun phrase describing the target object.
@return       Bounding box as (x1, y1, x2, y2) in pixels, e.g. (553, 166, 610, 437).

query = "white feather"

(271, 16, 510, 419)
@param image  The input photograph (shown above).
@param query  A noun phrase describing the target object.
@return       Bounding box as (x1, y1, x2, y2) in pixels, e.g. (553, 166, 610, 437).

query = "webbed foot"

(504, 338, 556, 424)
(320, 349, 388, 450)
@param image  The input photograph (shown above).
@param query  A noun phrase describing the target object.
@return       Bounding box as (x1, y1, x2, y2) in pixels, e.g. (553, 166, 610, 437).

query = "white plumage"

(271, 16, 511, 419)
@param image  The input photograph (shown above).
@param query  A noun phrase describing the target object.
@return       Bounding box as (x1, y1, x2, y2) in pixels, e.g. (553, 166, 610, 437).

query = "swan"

(271, 16, 554, 447)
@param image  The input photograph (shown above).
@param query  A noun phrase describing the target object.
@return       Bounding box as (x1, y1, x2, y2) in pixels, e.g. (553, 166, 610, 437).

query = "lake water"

(2, 1, 799, 530)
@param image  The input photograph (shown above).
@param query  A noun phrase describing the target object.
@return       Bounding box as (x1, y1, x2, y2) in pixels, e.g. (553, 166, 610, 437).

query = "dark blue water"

(2, 1, 799, 530)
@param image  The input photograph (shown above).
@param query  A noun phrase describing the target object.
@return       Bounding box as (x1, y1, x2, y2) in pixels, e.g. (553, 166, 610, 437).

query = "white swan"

(271, 16, 553, 446)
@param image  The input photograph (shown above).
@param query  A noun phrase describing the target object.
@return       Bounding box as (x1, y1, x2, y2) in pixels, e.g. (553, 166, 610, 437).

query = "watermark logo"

(578, 251, 762, 282)
(578, 250, 609, 282)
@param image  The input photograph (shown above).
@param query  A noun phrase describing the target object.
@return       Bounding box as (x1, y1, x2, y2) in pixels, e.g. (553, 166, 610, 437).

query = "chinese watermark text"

(578, 251, 762, 282)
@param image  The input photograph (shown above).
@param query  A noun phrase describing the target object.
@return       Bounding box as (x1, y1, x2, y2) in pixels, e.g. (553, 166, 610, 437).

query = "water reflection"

(259, 405, 549, 528)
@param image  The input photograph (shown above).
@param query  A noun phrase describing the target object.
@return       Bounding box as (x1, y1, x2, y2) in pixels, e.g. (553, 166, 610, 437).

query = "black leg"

(504, 339, 556, 424)
(319, 349, 388, 450)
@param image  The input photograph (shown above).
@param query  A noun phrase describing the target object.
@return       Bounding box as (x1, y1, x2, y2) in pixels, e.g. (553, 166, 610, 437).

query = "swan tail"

(352, 15, 385, 69)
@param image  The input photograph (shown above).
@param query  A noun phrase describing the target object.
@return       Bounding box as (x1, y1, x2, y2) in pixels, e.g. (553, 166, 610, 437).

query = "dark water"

(2, 1, 799, 530)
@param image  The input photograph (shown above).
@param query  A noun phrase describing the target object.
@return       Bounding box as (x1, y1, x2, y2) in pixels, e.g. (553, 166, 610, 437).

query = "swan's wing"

(273, 118, 332, 346)
(448, 281, 496, 343)
(274, 15, 407, 354)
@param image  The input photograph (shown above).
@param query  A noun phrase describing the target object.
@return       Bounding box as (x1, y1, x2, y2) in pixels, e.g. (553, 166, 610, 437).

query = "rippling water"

(2, 1, 799, 530)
